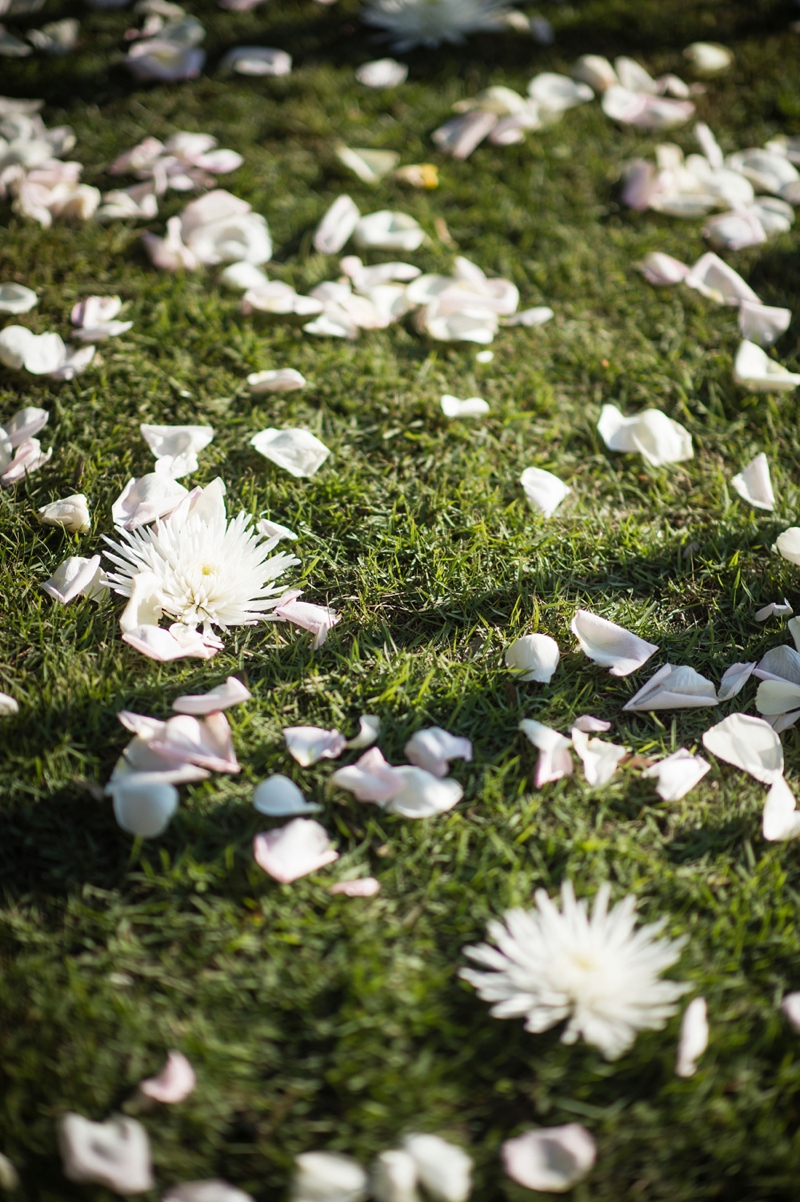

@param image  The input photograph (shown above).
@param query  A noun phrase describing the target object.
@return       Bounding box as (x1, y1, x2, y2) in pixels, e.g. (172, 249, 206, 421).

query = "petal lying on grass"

(284, 725, 346, 766)
(3, 405, 48, 446)
(703, 208, 766, 252)
(138, 1050, 196, 1103)
(571, 610, 658, 677)
(147, 711, 239, 773)
(755, 599, 792, 621)
(219, 46, 291, 75)
(642, 750, 710, 800)
(142, 215, 199, 271)
(440, 394, 489, 418)
(0, 691, 19, 716)
(164, 1182, 255, 1202)
(330, 747, 405, 803)
(386, 767, 463, 818)
(738, 299, 792, 347)
(59, 1115, 154, 1193)
(502, 306, 553, 326)
(38, 493, 90, 533)
(702, 713, 783, 784)
(756, 676, 800, 716)
(754, 644, 800, 684)
(126, 39, 205, 83)
(726, 148, 798, 196)
(0, 282, 37, 313)
(623, 664, 718, 711)
(355, 58, 408, 87)
(353, 210, 424, 252)
(258, 519, 298, 544)
(597, 403, 692, 466)
(292, 1152, 368, 1202)
(528, 72, 593, 112)
(0, 325, 72, 375)
(108, 780, 180, 838)
(502, 1124, 596, 1193)
(0, 1154, 18, 1191)
(253, 774, 322, 816)
(402, 1135, 472, 1202)
(221, 261, 269, 290)
(248, 368, 306, 393)
(404, 727, 472, 778)
(172, 676, 251, 714)
(140, 423, 214, 478)
(122, 623, 220, 661)
(330, 877, 381, 897)
(519, 466, 570, 517)
(782, 993, 800, 1031)
(505, 633, 560, 682)
(571, 728, 627, 786)
(336, 146, 399, 184)
(636, 252, 690, 285)
(272, 589, 341, 648)
(519, 719, 573, 786)
(675, 997, 709, 1077)
(572, 54, 618, 93)
(733, 341, 800, 393)
(614, 56, 658, 94)
(777, 528, 800, 566)
(684, 253, 759, 306)
(432, 111, 498, 160)
(684, 42, 733, 75)
(371, 1147, 418, 1202)
(250, 428, 331, 477)
(72, 295, 122, 326)
(0, 437, 52, 484)
(346, 715, 381, 750)
(254, 818, 339, 883)
(42, 554, 106, 604)
(731, 452, 775, 510)
(313, 195, 361, 255)
(717, 661, 756, 702)
(572, 715, 611, 733)
(762, 776, 800, 841)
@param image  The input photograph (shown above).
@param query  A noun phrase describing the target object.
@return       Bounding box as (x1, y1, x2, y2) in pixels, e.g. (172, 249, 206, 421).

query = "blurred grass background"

(2, 0, 800, 1197)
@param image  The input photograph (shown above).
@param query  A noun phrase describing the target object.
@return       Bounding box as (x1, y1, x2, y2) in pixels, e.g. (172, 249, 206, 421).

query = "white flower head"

(104, 479, 299, 636)
(362, 0, 511, 51)
(461, 881, 689, 1059)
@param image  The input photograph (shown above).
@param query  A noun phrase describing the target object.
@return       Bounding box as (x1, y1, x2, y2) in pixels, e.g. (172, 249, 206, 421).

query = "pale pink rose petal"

(72, 295, 122, 327)
(272, 589, 341, 649)
(122, 624, 219, 662)
(150, 712, 239, 773)
(284, 725, 346, 767)
(142, 215, 199, 272)
(254, 818, 339, 883)
(110, 137, 165, 175)
(112, 474, 189, 530)
(330, 877, 381, 897)
(172, 677, 251, 715)
(518, 719, 574, 787)
(3, 405, 48, 446)
(404, 727, 472, 778)
(572, 715, 612, 733)
(1, 437, 52, 485)
(139, 1051, 196, 1103)
(329, 747, 405, 803)
(636, 252, 690, 286)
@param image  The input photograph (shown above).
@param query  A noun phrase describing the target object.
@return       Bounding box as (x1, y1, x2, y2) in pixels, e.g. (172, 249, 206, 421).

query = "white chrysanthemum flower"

(363, 0, 511, 51)
(461, 881, 689, 1060)
(104, 480, 299, 635)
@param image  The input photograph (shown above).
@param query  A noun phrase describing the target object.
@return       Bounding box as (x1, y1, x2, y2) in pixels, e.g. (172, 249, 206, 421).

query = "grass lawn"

(2, 0, 800, 1197)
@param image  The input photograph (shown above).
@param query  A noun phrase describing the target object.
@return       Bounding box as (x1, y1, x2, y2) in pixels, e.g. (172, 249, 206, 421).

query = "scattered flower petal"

(59, 1114, 154, 1193)
(755, 599, 792, 622)
(518, 718, 573, 786)
(253, 774, 322, 816)
(330, 877, 381, 897)
(642, 750, 710, 800)
(404, 727, 472, 777)
(623, 664, 718, 711)
(172, 676, 251, 714)
(272, 589, 340, 648)
(0, 282, 37, 313)
(138, 1051, 196, 1103)
(112, 474, 189, 530)
(636, 252, 690, 285)
(402, 1135, 472, 1202)
(685, 253, 759, 306)
(684, 42, 733, 76)
(291, 1152, 369, 1202)
(284, 725, 346, 767)
(220, 46, 291, 75)
(519, 466, 570, 517)
(140, 423, 214, 478)
(502, 1124, 596, 1193)
(164, 1182, 255, 1202)
(702, 713, 783, 784)
(336, 146, 399, 184)
(314, 195, 361, 255)
(717, 661, 756, 702)
(254, 818, 339, 884)
(42, 554, 106, 604)
(355, 58, 408, 88)
(734, 341, 800, 393)
(330, 747, 405, 803)
(597, 403, 693, 467)
(571, 715, 611, 733)
(250, 428, 331, 478)
(731, 452, 775, 510)
(505, 633, 560, 682)
(762, 776, 800, 841)
(777, 528, 800, 566)
(385, 766, 463, 817)
(782, 993, 800, 1031)
(38, 493, 90, 534)
(346, 715, 381, 751)
(248, 368, 307, 393)
(738, 299, 791, 347)
(675, 997, 708, 1077)
(570, 610, 658, 677)
(354, 211, 424, 252)
(440, 394, 489, 418)
(571, 728, 627, 786)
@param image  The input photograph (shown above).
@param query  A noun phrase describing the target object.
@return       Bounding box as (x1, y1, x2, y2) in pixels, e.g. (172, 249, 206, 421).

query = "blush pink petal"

(272, 590, 341, 648)
(329, 747, 406, 803)
(122, 624, 219, 662)
(172, 676, 251, 715)
(284, 725, 347, 766)
(149, 712, 239, 774)
(254, 818, 339, 883)
(330, 878, 381, 897)
(139, 1051, 196, 1103)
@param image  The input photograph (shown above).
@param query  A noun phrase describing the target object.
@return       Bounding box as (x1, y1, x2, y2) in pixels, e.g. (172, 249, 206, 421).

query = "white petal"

(528, 72, 593, 112)
(336, 146, 399, 184)
(42, 555, 105, 605)
(762, 776, 800, 841)
(726, 148, 798, 195)
(502, 1124, 596, 1193)
(440, 394, 489, 419)
(138, 1050, 196, 1103)
(248, 368, 307, 393)
(614, 56, 658, 93)
(623, 664, 718, 711)
(346, 715, 381, 750)
(172, 676, 251, 715)
(777, 528, 800, 566)
(0, 1154, 18, 1192)
(519, 720, 573, 786)
(253, 775, 322, 816)
(3, 405, 48, 446)
(703, 208, 766, 252)
(642, 750, 710, 801)
(738, 299, 792, 347)
(572, 715, 611, 733)
(220, 46, 291, 75)
(254, 819, 338, 884)
(717, 662, 756, 702)
(386, 767, 463, 818)
(250, 428, 331, 478)
(164, 1182, 255, 1202)
(571, 610, 658, 677)
(0, 325, 65, 374)
(404, 727, 472, 778)
(292, 1152, 369, 1202)
(684, 42, 733, 75)
(112, 473, 189, 530)
(371, 1149, 419, 1202)
(257, 518, 298, 542)
(329, 748, 405, 804)
(0, 691, 19, 716)
(353, 211, 424, 252)
(734, 341, 800, 393)
(685, 253, 759, 306)
(571, 54, 618, 93)
(110, 779, 180, 837)
(59, 1115, 154, 1193)
(781, 992, 800, 1032)
(702, 713, 783, 784)
(432, 112, 498, 160)
(284, 725, 346, 767)
(502, 306, 554, 327)
(38, 493, 91, 534)
(755, 599, 792, 622)
(355, 58, 408, 88)
(731, 452, 775, 510)
(756, 677, 800, 716)
(314, 196, 361, 255)
(122, 624, 219, 662)
(0, 283, 37, 314)
(636, 252, 690, 285)
(571, 729, 627, 786)
(331, 877, 381, 898)
(505, 633, 560, 683)
(402, 1135, 472, 1202)
(519, 467, 570, 517)
(220, 261, 270, 290)
(140, 423, 214, 478)
(597, 404, 692, 465)
(675, 997, 709, 1077)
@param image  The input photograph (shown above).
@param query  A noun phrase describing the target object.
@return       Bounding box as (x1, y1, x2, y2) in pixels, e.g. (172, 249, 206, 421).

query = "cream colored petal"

(404, 727, 472, 778)
(731, 452, 775, 510)
(571, 728, 627, 786)
(571, 610, 657, 677)
(738, 300, 792, 347)
(675, 997, 708, 1077)
(386, 767, 463, 818)
(505, 633, 560, 682)
(734, 341, 800, 393)
(702, 713, 783, 784)
(284, 725, 346, 767)
(642, 749, 710, 801)
(402, 1135, 472, 1202)
(519, 466, 570, 517)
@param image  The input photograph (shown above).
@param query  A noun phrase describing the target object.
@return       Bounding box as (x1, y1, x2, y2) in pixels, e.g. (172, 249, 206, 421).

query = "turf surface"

(2, 0, 800, 1197)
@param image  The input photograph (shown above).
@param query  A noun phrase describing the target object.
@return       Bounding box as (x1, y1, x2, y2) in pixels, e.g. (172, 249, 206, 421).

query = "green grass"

(1, 0, 800, 1197)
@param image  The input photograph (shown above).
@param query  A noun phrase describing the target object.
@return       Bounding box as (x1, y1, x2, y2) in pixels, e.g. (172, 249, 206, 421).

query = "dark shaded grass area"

(2, 0, 800, 1197)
